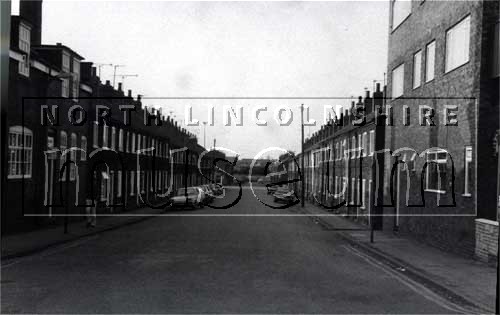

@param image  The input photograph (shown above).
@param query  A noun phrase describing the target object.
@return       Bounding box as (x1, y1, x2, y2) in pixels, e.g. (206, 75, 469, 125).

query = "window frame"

(391, 63, 405, 99)
(413, 50, 422, 89)
(7, 125, 33, 179)
(425, 40, 436, 83)
(445, 15, 471, 74)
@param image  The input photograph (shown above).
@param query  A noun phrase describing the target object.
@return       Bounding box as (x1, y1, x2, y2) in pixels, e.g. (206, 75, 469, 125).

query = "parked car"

(199, 185, 214, 203)
(273, 188, 298, 203)
(210, 183, 224, 196)
(169, 187, 204, 209)
(266, 184, 278, 194)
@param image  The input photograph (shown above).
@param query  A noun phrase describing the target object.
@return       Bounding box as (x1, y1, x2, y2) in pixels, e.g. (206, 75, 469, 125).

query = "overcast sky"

(13, 1, 389, 159)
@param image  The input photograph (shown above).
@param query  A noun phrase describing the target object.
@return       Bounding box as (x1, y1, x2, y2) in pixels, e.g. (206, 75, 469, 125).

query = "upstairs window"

(391, 63, 404, 99)
(18, 23, 30, 77)
(118, 129, 124, 151)
(72, 59, 80, 99)
(413, 50, 422, 89)
(61, 52, 71, 97)
(8, 126, 33, 179)
(369, 130, 375, 156)
(425, 41, 436, 82)
(392, 0, 411, 30)
(445, 15, 471, 73)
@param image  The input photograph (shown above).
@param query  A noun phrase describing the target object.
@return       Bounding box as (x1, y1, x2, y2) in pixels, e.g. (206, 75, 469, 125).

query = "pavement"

(1, 206, 165, 260)
(299, 201, 496, 314)
(0, 186, 496, 314)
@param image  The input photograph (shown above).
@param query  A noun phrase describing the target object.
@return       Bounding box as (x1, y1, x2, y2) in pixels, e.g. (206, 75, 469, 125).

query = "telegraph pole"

(301, 104, 305, 207)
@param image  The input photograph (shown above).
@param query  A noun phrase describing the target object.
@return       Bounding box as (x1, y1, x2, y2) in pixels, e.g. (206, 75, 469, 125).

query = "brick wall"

(475, 218, 498, 263)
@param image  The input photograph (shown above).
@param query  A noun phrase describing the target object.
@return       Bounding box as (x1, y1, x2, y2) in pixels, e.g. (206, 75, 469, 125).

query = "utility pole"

(301, 104, 305, 208)
(112, 64, 125, 88)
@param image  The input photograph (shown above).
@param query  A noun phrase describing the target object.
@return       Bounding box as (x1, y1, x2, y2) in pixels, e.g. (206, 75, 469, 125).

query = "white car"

(170, 187, 205, 209)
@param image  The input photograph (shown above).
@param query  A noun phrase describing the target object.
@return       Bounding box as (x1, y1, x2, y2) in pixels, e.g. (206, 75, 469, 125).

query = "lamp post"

(50, 72, 77, 234)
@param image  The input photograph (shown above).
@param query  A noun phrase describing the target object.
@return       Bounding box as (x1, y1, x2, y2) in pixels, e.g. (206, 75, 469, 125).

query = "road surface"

(2, 186, 456, 313)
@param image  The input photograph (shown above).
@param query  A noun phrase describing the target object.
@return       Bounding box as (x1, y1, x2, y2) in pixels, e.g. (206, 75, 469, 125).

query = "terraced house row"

(285, 0, 499, 261)
(2, 0, 224, 234)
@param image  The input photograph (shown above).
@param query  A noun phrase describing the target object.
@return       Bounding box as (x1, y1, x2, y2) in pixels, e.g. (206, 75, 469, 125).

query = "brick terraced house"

(2, 0, 223, 234)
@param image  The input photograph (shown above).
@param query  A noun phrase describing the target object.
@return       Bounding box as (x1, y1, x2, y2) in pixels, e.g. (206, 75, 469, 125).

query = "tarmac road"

(1, 186, 456, 314)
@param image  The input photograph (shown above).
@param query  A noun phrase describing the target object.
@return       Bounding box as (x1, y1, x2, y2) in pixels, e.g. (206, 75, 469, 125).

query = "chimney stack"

(20, 0, 43, 46)
(127, 89, 132, 97)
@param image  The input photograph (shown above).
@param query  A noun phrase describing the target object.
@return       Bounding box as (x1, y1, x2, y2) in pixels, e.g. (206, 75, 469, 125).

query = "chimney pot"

(105, 80, 110, 85)
(376, 83, 381, 92)
(128, 89, 132, 97)
(118, 82, 122, 91)
(366, 91, 370, 98)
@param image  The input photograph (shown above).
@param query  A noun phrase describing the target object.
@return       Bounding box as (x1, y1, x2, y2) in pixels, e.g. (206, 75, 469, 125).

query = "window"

(59, 131, 68, 181)
(413, 50, 422, 88)
(362, 132, 368, 157)
(140, 171, 145, 193)
(117, 170, 122, 197)
(132, 132, 136, 153)
(111, 127, 116, 150)
(425, 41, 436, 82)
(8, 126, 33, 179)
(358, 134, 362, 158)
(100, 172, 109, 202)
(72, 59, 80, 98)
(125, 131, 129, 152)
(62, 52, 71, 97)
(103, 124, 108, 148)
(81, 136, 87, 161)
(369, 130, 375, 156)
(351, 136, 356, 159)
(130, 171, 135, 195)
(392, 0, 411, 30)
(445, 16, 470, 73)
(464, 146, 472, 196)
(426, 149, 448, 193)
(93, 121, 99, 148)
(70, 133, 77, 180)
(392, 63, 404, 99)
(137, 134, 141, 153)
(351, 178, 356, 205)
(18, 23, 30, 77)
(118, 129, 124, 151)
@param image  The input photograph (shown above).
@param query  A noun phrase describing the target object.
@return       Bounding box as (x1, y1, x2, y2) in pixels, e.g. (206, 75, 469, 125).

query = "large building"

(3, 0, 223, 234)
(284, 0, 499, 261)
(385, 0, 499, 259)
